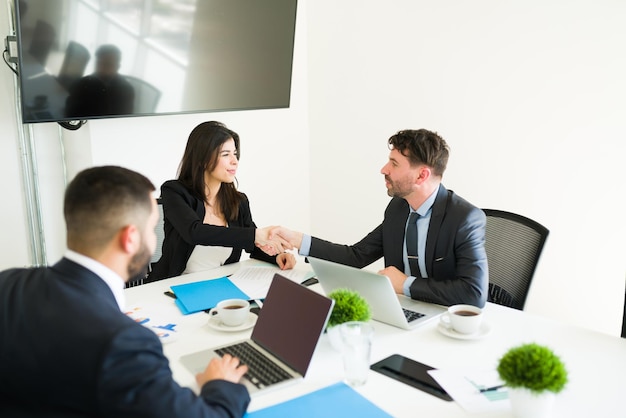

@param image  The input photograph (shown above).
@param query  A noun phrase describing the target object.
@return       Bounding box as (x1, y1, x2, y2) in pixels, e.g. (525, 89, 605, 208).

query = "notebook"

(180, 274, 334, 395)
(308, 257, 446, 330)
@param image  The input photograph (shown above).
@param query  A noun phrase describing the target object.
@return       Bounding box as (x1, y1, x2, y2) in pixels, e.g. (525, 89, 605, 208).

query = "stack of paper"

(228, 266, 314, 299)
(427, 368, 509, 414)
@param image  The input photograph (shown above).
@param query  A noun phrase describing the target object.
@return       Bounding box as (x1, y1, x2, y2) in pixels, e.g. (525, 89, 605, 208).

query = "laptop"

(180, 273, 334, 395)
(308, 257, 446, 330)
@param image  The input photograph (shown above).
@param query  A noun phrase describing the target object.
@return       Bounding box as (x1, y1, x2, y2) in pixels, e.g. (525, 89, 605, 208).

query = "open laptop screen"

(251, 274, 334, 375)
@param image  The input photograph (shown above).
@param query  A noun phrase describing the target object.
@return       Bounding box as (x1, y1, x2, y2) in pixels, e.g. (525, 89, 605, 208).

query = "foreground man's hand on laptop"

(196, 354, 249, 386)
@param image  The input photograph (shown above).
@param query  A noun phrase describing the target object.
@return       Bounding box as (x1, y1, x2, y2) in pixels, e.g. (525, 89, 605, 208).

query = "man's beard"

(385, 175, 413, 198)
(127, 240, 152, 280)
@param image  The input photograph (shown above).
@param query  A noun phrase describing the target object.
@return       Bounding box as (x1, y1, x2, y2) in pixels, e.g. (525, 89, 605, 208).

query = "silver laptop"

(180, 274, 334, 395)
(308, 257, 446, 330)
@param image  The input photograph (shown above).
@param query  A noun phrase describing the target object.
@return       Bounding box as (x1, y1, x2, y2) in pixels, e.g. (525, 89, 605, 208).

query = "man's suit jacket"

(309, 185, 488, 307)
(147, 179, 276, 282)
(0, 258, 250, 417)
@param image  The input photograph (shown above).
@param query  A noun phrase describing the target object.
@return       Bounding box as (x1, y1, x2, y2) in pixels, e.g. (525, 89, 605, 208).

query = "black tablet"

(370, 354, 453, 402)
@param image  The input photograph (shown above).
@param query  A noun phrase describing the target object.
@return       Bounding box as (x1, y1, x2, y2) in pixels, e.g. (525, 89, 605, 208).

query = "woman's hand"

(255, 226, 293, 255)
(269, 226, 304, 249)
(276, 252, 296, 270)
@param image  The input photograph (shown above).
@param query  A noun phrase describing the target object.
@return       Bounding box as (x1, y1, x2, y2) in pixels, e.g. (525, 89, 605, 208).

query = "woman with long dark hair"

(147, 121, 294, 282)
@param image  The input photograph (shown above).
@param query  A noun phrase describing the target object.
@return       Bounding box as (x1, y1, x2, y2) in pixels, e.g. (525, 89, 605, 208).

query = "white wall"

(307, 0, 626, 336)
(2, 1, 624, 337)
(0, 1, 29, 268)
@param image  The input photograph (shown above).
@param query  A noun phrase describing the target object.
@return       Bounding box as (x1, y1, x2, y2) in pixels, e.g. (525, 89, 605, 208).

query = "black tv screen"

(14, 0, 298, 124)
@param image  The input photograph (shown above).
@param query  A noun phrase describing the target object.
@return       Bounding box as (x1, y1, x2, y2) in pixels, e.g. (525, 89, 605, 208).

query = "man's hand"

(196, 354, 248, 387)
(269, 226, 304, 250)
(255, 226, 293, 255)
(378, 266, 407, 294)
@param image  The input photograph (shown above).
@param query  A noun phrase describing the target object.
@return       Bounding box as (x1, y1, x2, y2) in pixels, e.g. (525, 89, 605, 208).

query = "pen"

(479, 384, 505, 393)
(164, 291, 177, 299)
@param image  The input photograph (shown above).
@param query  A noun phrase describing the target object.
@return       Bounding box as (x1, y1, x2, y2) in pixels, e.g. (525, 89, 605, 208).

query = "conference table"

(125, 257, 626, 417)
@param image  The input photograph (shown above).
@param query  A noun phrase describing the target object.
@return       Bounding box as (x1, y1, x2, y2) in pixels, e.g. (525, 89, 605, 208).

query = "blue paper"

(245, 382, 393, 418)
(170, 277, 250, 315)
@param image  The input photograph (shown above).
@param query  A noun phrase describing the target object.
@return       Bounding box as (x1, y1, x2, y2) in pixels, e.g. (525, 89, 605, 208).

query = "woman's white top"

(183, 244, 233, 274)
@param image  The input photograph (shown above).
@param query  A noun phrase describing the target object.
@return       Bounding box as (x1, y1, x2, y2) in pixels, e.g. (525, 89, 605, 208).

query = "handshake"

(254, 226, 304, 256)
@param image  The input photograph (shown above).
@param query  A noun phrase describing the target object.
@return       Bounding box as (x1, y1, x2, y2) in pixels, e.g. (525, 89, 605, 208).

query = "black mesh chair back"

(124, 75, 161, 114)
(483, 209, 549, 310)
(126, 198, 164, 288)
(150, 198, 165, 268)
(622, 291, 626, 338)
(56, 41, 91, 90)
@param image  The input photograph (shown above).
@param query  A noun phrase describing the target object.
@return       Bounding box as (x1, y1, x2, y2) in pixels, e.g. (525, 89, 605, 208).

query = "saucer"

(207, 312, 257, 332)
(437, 322, 491, 340)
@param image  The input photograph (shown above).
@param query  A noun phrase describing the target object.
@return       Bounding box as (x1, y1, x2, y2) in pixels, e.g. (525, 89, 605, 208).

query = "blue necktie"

(406, 212, 420, 277)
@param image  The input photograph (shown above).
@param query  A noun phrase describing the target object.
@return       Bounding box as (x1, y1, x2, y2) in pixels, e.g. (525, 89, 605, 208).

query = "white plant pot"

(508, 387, 556, 418)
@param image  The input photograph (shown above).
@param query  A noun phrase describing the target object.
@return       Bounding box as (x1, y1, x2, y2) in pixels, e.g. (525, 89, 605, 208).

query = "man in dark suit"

(65, 44, 135, 118)
(0, 166, 250, 417)
(272, 129, 488, 308)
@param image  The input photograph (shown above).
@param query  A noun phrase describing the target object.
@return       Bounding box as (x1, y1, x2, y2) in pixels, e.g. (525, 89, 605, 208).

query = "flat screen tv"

(13, 0, 298, 125)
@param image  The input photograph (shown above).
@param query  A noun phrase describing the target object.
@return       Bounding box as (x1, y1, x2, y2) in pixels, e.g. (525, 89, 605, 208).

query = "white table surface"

(125, 257, 626, 417)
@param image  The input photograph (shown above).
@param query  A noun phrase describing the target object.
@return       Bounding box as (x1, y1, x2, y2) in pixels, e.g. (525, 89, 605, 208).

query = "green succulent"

(326, 288, 371, 328)
(497, 343, 568, 394)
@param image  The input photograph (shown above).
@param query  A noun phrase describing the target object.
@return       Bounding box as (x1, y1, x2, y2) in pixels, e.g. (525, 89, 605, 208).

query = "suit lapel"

(424, 185, 449, 275)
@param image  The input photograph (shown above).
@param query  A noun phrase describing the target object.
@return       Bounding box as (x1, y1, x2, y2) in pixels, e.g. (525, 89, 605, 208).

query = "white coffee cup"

(439, 304, 483, 334)
(209, 299, 250, 327)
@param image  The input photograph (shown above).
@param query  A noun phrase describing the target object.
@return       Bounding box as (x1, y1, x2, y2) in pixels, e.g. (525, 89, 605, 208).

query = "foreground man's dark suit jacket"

(0, 258, 250, 417)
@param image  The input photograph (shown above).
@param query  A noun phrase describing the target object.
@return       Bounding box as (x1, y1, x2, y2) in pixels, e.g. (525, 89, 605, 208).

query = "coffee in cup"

(209, 298, 250, 327)
(439, 304, 483, 334)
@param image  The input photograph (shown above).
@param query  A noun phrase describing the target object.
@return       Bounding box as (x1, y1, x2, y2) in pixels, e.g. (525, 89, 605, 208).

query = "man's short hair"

(95, 44, 121, 61)
(64, 166, 155, 251)
(388, 129, 450, 177)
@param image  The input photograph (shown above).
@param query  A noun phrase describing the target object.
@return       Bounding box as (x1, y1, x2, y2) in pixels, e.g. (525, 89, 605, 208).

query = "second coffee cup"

(210, 298, 250, 327)
(439, 304, 483, 334)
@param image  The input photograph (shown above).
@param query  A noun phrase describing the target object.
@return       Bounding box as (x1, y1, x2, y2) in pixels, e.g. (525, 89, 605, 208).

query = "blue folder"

(245, 382, 393, 418)
(170, 277, 250, 315)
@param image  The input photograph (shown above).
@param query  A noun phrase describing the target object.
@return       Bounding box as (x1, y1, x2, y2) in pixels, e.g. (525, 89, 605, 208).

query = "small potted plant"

(497, 342, 568, 418)
(326, 288, 371, 350)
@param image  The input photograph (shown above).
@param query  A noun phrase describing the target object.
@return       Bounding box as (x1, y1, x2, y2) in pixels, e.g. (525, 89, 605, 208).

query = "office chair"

(56, 41, 91, 90)
(126, 198, 164, 288)
(622, 291, 626, 338)
(124, 76, 161, 114)
(482, 209, 549, 310)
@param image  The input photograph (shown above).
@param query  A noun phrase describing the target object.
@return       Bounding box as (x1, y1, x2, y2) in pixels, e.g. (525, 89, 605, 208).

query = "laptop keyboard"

(403, 308, 426, 323)
(215, 341, 292, 389)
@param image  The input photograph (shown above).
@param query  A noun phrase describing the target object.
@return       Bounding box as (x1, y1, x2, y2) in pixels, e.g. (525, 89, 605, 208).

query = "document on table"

(228, 266, 315, 299)
(427, 368, 509, 414)
(124, 306, 179, 344)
